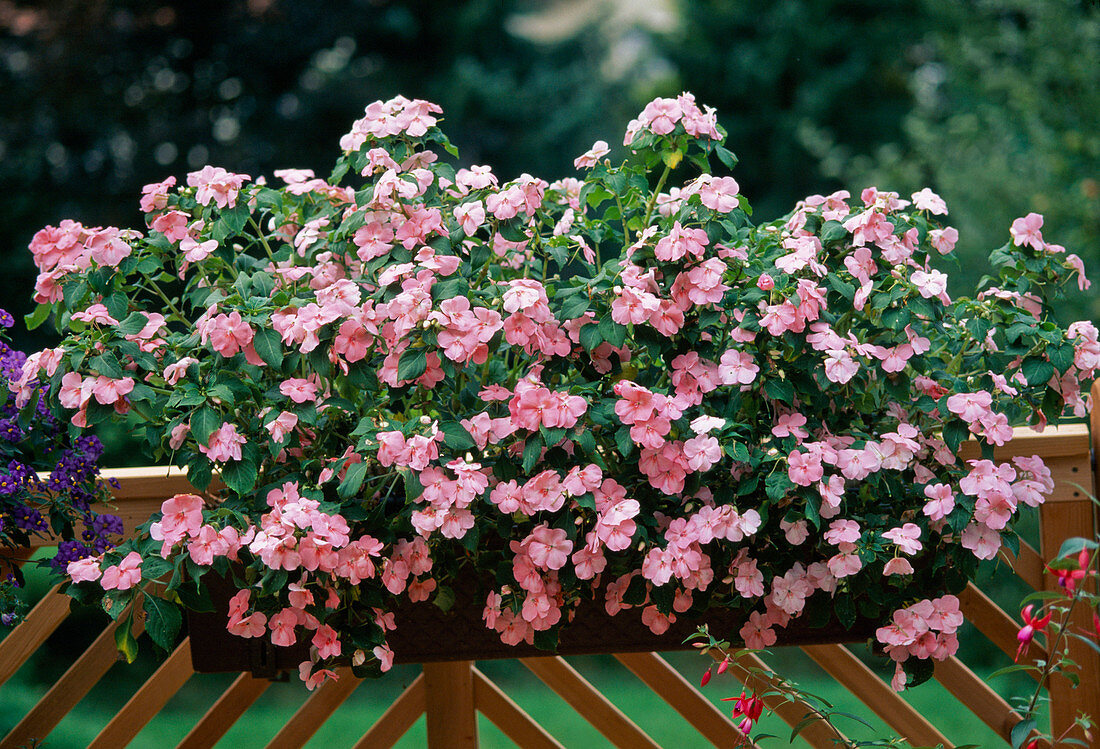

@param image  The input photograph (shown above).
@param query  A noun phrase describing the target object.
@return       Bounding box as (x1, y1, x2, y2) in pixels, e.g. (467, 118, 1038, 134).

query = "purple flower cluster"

(0, 310, 121, 624)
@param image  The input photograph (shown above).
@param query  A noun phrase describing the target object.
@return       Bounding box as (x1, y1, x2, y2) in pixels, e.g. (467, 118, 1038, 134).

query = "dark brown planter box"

(187, 572, 876, 676)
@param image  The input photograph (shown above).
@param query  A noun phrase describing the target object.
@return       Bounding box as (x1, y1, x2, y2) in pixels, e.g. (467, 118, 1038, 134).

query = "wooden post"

(423, 660, 478, 748)
(1038, 381, 1100, 741)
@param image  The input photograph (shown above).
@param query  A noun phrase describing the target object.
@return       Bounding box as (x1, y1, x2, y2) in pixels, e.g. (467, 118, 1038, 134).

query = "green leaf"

(439, 420, 476, 451)
(252, 328, 284, 367)
(820, 221, 847, 244)
(221, 204, 250, 235)
(433, 585, 455, 613)
(114, 613, 140, 663)
(1047, 343, 1075, 375)
(558, 293, 590, 321)
(338, 461, 370, 499)
(115, 311, 149, 336)
(1021, 357, 1055, 387)
(533, 627, 560, 652)
(143, 596, 182, 652)
(579, 323, 602, 352)
(24, 303, 52, 331)
(523, 433, 544, 473)
(191, 407, 220, 444)
(141, 557, 174, 582)
(598, 315, 626, 348)
(396, 348, 428, 382)
(401, 468, 423, 501)
(834, 594, 856, 629)
(1010, 718, 1036, 749)
(1056, 536, 1098, 559)
(763, 377, 794, 403)
(220, 457, 258, 495)
(943, 420, 970, 454)
(615, 426, 635, 458)
(90, 352, 123, 379)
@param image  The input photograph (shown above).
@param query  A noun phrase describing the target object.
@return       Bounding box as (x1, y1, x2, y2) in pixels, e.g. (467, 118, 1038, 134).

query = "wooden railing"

(0, 408, 1097, 747)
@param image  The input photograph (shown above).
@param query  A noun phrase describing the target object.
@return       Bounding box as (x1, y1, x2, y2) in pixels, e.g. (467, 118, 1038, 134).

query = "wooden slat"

(1006, 540, 1046, 592)
(522, 656, 660, 749)
(351, 674, 426, 749)
(958, 423, 1089, 461)
(423, 661, 478, 749)
(472, 667, 564, 749)
(4, 604, 145, 747)
(264, 667, 359, 749)
(88, 638, 195, 749)
(1040, 381, 1100, 743)
(614, 652, 750, 748)
(802, 645, 952, 747)
(934, 656, 1033, 744)
(176, 672, 270, 749)
(717, 650, 847, 749)
(0, 584, 69, 687)
(958, 583, 1045, 676)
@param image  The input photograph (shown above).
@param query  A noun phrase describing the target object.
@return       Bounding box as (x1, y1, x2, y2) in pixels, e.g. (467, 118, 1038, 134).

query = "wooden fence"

(0, 400, 1097, 747)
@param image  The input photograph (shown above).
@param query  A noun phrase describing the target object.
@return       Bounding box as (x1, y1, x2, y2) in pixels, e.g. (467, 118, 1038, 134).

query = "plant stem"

(139, 272, 185, 320)
(642, 163, 672, 229)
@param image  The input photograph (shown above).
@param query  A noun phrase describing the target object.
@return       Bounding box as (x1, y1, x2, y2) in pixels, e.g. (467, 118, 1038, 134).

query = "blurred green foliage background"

(2, 0, 1097, 361)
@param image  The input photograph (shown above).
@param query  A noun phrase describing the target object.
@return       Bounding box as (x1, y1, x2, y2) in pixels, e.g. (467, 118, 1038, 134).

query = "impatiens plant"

(0, 308, 120, 625)
(15, 93, 1095, 687)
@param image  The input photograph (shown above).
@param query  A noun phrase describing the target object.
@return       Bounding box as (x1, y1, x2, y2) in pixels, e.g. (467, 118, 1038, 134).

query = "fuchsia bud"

(717, 657, 729, 675)
(700, 667, 712, 687)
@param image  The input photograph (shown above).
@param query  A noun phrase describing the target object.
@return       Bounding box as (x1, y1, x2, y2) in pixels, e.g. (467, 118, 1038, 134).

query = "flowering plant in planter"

(15, 93, 1096, 688)
(0, 308, 120, 625)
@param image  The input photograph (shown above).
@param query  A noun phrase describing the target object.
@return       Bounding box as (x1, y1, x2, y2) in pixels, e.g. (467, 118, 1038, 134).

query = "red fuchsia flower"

(1015, 604, 1053, 662)
(1049, 548, 1092, 592)
(722, 690, 765, 736)
(700, 667, 712, 686)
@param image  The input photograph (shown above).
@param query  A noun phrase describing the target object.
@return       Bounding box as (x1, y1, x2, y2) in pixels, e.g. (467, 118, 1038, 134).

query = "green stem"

(247, 216, 276, 262)
(642, 163, 672, 230)
(614, 193, 632, 246)
(139, 273, 185, 320)
(1025, 589, 1084, 717)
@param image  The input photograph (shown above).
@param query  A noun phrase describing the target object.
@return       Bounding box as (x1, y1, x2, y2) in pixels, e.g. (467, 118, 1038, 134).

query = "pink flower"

(266, 411, 299, 443)
(100, 551, 144, 591)
(67, 556, 103, 583)
(90, 376, 134, 406)
(929, 227, 958, 254)
(654, 222, 709, 262)
(696, 175, 740, 213)
(280, 378, 318, 403)
(72, 303, 119, 326)
(824, 519, 861, 545)
(1010, 213, 1044, 250)
(573, 140, 610, 169)
(911, 188, 948, 215)
(883, 557, 914, 576)
(187, 165, 250, 209)
(739, 611, 777, 649)
(198, 423, 247, 463)
(882, 524, 923, 555)
(922, 484, 955, 521)
(960, 522, 1001, 560)
(269, 608, 298, 647)
(787, 450, 823, 486)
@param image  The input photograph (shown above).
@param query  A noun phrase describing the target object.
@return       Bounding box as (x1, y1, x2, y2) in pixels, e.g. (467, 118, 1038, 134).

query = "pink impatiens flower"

(198, 423, 247, 463)
(1010, 212, 1044, 250)
(100, 551, 144, 591)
